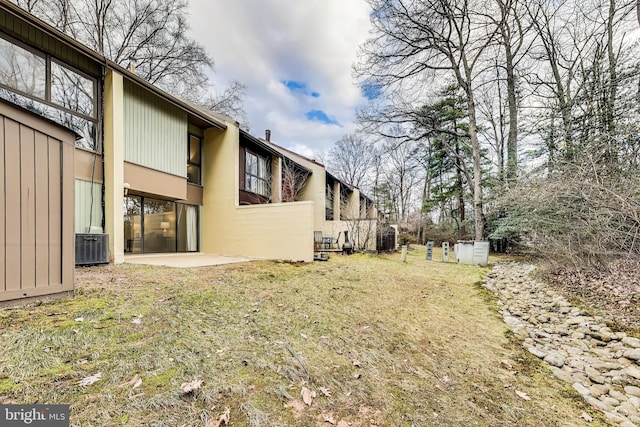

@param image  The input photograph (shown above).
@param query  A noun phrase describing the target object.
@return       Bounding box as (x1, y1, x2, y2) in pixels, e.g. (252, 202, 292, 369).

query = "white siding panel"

(123, 79, 187, 177)
(75, 179, 102, 233)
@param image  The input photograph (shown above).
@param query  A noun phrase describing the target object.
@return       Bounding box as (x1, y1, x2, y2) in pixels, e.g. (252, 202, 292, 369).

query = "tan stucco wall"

(201, 125, 314, 262)
(103, 69, 125, 264)
(263, 147, 379, 251)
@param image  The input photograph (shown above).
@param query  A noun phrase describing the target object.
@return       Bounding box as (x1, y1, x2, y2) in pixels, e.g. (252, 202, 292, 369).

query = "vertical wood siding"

(0, 12, 101, 77)
(0, 101, 75, 301)
(123, 79, 187, 177)
(75, 179, 102, 233)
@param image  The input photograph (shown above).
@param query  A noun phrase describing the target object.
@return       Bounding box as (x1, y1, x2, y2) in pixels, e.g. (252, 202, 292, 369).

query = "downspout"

(100, 66, 106, 233)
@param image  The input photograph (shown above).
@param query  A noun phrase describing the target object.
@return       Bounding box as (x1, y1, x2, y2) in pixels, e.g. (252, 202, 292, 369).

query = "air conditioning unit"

(75, 234, 109, 266)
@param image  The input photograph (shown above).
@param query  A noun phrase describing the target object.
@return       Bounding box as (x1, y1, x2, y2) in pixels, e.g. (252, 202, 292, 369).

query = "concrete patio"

(124, 253, 254, 268)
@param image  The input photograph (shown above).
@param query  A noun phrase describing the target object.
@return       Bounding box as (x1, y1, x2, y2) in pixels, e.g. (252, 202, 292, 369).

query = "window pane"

(189, 135, 201, 164)
(124, 196, 142, 254)
(0, 37, 45, 98)
(51, 61, 95, 118)
(187, 164, 201, 185)
(0, 88, 98, 151)
(187, 135, 201, 184)
(246, 152, 257, 175)
(143, 199, 176, 253)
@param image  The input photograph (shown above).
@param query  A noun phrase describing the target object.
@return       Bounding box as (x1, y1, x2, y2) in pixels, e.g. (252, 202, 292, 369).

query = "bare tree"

(202, 79, 249, 128)
(13, 0, 246, 113)
(281, 159, 310, 203)
(328, 133, 377, 192)
(355, 0, 503, 239)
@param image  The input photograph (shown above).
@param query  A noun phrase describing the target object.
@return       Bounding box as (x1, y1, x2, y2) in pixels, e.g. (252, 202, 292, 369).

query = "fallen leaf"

(131, 318, 142, 324)
(180, 379, 203, 394)
(118, 374, 142, 389)
(319, 387, 332, 397)
(515, 390, 531, 401)
(74, 317, 84, 322)
(301, 386, 313, 406)
(500, 360, 514, 370)
(79, 372, 102, 386)
(323, 414, 337, 425)
(580, 411, 593, 422)
(207, 408, 231, 427)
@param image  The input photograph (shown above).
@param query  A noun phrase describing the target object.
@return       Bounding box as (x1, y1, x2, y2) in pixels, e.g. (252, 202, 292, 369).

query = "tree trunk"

(505, 42, 518, 182)
(467, 90, 485, 240)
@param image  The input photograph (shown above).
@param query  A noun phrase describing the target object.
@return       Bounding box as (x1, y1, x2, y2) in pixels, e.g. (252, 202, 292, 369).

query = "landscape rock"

(544, 352, 566, 368)
(623, 337, 640, 349)
(624, 350, 640, 361)
(573, 382, 591, 396)
(483, 262, 640, 427)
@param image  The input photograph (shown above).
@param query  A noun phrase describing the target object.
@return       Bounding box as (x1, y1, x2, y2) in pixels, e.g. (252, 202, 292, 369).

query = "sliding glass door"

(124, 196, 198, 254)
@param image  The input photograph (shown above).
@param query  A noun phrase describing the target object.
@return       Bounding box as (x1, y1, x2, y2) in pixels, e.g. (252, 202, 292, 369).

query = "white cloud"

(188, 0, 371, 154)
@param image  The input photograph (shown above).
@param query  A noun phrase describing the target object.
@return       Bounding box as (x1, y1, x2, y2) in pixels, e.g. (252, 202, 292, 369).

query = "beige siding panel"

(20, 124, 36, 290)
(35, 132, 50, 287)
(74, 149, 103, 182)
(0, 118, 4, 292)
(75, 180, 103, 233)
(186, 184, 203, 205)
(123, 79, 187, 177)
(5, 118, 20, 291)
(61, 142, 74, 289)
(48, 138, 62, 286)
(124, 162, 187, 200)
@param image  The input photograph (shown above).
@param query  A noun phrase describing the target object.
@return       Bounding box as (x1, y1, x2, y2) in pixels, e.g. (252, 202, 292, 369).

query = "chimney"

(265, 129, 271, 142)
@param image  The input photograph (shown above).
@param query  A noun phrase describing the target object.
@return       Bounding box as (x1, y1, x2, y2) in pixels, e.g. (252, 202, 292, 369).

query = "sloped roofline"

(0, 0, 227, 130)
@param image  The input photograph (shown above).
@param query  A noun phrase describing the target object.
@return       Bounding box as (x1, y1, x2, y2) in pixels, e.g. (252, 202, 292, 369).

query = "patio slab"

(124, 253, 253, 268)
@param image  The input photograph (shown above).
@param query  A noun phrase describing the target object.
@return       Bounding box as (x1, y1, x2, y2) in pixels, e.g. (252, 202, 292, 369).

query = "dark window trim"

(325, 182, 334, 221)
(244, 148, 270, 199)
(0, 32, 101, 151)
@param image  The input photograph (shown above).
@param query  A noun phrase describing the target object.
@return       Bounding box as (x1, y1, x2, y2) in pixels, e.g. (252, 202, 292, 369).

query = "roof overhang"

(0, 0, 227, 131)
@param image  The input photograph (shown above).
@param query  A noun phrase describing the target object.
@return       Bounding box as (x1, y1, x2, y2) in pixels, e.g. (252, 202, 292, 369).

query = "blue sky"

(188, 1, 373, 158)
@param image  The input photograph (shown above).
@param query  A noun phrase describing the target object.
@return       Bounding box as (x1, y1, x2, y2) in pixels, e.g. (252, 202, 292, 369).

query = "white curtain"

(186, 205, 198, 252)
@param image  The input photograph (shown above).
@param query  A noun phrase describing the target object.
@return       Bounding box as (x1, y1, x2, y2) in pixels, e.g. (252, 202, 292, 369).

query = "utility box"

(472, 241, 490, 266)
(456, 240, 489, 266)
(442, 242, 449, 262)
(426, 241, 433, 260)
(456, 240, 474, 264)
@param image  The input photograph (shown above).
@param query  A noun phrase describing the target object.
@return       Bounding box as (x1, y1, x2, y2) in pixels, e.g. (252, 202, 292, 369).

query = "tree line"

(326, 0, 640, 265)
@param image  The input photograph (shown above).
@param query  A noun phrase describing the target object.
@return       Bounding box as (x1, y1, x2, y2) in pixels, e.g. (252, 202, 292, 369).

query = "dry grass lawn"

(0, 247, 609, 426)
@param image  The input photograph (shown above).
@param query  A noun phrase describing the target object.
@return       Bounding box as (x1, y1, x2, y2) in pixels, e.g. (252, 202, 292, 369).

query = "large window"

(124, 196, 199, 254)
(0, 35, 99, 151)
(187, 135, 201, 185)
(245, 150, 270, 197)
